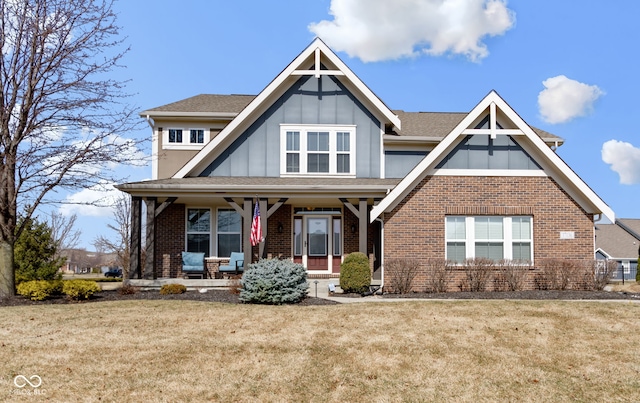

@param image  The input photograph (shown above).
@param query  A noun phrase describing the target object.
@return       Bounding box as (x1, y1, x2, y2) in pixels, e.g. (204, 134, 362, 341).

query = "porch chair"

(218, 252, 245, 276)
(181, 251, 208, 279)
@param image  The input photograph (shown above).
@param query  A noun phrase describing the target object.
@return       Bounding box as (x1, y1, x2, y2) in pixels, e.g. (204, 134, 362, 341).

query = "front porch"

(120, 178, 396, 282)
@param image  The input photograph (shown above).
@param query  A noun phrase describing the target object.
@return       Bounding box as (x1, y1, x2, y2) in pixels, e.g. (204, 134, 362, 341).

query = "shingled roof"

(596, 221, 640, 259)
(142, 94, 563, 143)
(142, 94, 254, 114)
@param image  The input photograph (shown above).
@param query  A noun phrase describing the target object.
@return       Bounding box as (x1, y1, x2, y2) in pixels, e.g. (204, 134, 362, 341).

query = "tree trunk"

(0, 240, 14, 297)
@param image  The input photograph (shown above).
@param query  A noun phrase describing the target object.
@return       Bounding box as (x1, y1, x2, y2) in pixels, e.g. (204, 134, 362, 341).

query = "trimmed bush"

(339, 252, 370, 294)
(62, 280, 100, 300)
(17, 280, 62, 301)
(159, 284, 187, 295)
(239, 259, 308, 304)
(426, 259, 454, 293)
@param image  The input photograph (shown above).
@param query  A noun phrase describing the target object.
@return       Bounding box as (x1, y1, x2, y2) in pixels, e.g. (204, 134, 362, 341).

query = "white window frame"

(445, 216, 533, 263)
(163, 127, 210, 150)
(280, 124, 356, 176)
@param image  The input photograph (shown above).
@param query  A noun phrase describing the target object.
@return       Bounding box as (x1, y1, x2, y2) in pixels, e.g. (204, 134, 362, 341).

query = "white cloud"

(601, 140, 640, 185)
(308, 0, 515, 62)
(59, 182, 122, 218)
(538, 75, 604, 124)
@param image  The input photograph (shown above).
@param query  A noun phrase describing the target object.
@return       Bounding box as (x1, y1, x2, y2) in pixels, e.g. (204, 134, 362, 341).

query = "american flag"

(250, 201, 263, 246)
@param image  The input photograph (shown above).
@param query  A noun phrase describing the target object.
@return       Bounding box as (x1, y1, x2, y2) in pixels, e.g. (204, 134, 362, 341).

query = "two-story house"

(117, 38, 614, 291)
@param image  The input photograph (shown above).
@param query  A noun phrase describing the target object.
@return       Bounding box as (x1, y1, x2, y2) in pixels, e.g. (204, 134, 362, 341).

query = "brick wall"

(384, 176, 595, 292)
(155, 203, 185, 278)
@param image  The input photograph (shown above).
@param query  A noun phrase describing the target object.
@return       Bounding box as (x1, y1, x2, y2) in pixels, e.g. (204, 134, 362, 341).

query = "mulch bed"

(2, 288, 638, 307)
(383, 289, 640, 300)
(0, 289, 339, 307)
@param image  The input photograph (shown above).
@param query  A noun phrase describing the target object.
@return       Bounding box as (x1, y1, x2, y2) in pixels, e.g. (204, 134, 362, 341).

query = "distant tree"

(49, 212, 82, 259)
(94, 193, 131, 277)
(14, 216, 65, 284)
(0, 0, 145, 296)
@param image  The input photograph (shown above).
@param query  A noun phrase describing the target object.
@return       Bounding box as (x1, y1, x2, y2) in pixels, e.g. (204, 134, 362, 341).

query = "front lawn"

(1, 300, 639, 401)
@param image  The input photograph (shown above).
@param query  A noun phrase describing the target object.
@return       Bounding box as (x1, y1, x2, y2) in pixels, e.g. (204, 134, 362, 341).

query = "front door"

(306, 217, 329, 271)
(293, 215, 342, 272)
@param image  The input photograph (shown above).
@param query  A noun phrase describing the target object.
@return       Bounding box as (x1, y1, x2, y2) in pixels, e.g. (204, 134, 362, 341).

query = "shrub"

(385, 258, 420, 294)
(586, 260, 617, 291)
(459, 258, 493, 292)
(426, 259, 453, 293)
(16, 280, 62, 301)
(494, 260, 530, 291)
(62, 280, 100, 300)
(118, 284, 139, 295)
(535, 259, 585, 290)
(339, 252, 371, 294)
(159, 284, 187, 295)
(239, 258, 308, 304)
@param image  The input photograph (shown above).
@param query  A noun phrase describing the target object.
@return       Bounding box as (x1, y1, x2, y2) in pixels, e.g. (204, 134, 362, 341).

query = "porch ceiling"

(116, 176, 401, 200)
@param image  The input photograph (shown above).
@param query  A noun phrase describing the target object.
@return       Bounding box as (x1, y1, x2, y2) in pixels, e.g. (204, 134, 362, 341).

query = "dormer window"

(280, 124, 356, 176)
(162, 127, 209, 150)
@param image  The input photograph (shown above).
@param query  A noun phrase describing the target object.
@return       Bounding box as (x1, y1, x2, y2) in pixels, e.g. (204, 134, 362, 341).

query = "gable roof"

(370, 90, 615, 222)
(596, 221, 640, 259)
(172, 38, 401, 178)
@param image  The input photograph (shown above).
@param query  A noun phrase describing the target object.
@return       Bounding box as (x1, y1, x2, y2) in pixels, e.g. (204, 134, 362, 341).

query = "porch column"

(129, 196, 142, 280)
(259, 198, 268, 259)
(341, 198, 369, 254)
(358, 199, 368, 254)
(243, 198, 253, 267)
(144, 197, 157, 279)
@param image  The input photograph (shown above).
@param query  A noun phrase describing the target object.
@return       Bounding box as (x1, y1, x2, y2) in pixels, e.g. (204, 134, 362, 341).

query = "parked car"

(104, 268, 122, 278)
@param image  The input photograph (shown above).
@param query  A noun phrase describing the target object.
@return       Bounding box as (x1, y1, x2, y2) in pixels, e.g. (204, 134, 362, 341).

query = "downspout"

(375, 217, 384, 290)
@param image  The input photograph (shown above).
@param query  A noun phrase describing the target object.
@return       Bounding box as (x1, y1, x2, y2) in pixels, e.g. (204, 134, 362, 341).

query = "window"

(168, 129, 183, 143)
(190, 129, 204, 144)
(445, 216, 532, 263)
(217, 209, 241, 258)
(163, 127, 209, 149)
(187, 208, 210, 255)
(280, 125, 356, 175)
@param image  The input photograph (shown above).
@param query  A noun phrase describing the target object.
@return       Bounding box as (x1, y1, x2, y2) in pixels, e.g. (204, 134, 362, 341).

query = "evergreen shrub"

(159, 284, 187, 295)
(339, 252, 371, 293)
(62, 280, 100, 300)
(239, 259, 308, 304)
(16, 280, 62, 301)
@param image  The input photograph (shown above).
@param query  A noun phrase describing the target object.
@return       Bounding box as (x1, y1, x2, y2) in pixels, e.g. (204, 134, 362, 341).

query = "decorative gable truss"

(370, 90, 615, 223)
(173, 38, 401, 179)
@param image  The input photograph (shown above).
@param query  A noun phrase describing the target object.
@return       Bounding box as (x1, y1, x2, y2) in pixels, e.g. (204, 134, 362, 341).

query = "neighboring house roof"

(617, 218, 640, 239)
(370, 90, 615, 223)
(172, 38, 402, 178)
(595, 221, 640, 259)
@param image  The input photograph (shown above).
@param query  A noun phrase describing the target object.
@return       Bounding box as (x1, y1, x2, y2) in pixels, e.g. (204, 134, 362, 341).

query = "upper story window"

(280, 125, 356, 176)
(162, 127, 209, 150)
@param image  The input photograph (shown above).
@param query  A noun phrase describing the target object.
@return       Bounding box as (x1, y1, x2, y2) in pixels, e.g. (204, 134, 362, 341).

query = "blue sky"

(60, 0, 639, 249)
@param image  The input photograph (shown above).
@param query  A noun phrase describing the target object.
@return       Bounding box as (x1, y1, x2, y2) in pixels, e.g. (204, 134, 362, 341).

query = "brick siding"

(384, 176, 595, 292)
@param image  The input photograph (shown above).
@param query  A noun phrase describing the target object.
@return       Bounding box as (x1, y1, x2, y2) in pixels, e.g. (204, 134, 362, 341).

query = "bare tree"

(0, 0, 145, 296)
(49, 212, 82, 257)
(94, 192, 130, 277)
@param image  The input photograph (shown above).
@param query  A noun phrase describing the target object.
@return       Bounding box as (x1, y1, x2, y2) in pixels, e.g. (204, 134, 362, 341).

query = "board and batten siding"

(200, 74, 382, 178)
